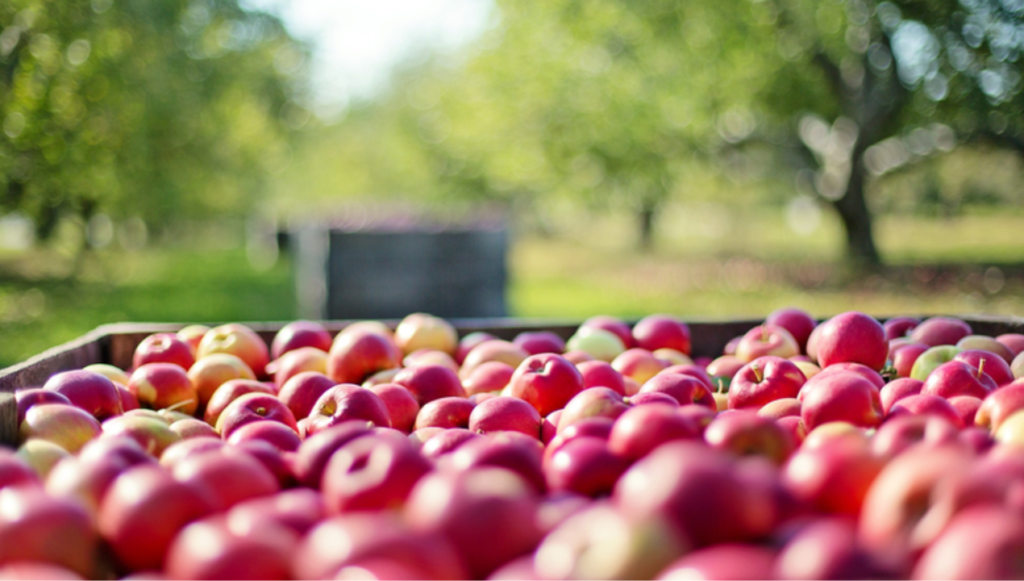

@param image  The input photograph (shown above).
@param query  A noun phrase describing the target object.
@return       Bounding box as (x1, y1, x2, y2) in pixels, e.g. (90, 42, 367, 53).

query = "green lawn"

(3, 211, 1024, 369)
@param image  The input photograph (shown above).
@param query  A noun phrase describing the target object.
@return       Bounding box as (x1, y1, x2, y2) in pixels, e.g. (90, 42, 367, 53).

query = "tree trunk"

(832, 151, 881, 267)
(637, 199, 657, 251)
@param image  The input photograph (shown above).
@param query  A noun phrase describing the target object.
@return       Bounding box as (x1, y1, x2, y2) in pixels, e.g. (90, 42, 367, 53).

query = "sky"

(243, 0, 495, 117)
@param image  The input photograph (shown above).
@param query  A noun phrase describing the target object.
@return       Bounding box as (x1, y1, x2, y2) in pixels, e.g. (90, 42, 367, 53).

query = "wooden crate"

(3, 314, 1023, 448)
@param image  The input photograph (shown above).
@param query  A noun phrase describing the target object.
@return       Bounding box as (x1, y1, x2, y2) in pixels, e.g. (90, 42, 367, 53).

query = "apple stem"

(716, 378, 725, 394)
(752, 364, 763, 383)
(978, 358, 986, 379)
(162, 399, 196, 413)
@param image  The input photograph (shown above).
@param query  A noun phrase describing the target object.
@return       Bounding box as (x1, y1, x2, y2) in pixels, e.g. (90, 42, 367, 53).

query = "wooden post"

(0, 392, 16, 449)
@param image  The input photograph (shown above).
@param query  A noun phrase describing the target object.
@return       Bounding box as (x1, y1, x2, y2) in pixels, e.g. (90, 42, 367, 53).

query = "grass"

(3, 210, 1024, 369)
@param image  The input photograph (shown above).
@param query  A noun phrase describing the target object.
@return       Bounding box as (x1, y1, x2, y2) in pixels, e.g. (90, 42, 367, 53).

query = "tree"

(0, 0, 306, 242)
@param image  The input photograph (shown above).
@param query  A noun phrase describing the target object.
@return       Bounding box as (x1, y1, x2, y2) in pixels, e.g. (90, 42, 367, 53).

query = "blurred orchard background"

(4, 0, 1024, 366)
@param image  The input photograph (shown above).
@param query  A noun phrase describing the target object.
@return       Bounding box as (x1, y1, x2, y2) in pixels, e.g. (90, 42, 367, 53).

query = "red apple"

(612, 349, 668, 386)
(892, 342, 929, 378)
(735, 324, 800, 363)
(159, 438, 227, 470)
(728, 356, 805, 410)
(870, 414, 959, 459)
(20, 404, 101, 454)
(462, 361, 515, 396)
(581, 315, 636, 349)
(659, 364, 715, 390)
(216, 392, 298, 440)
(197, 323, 270, 378)
(704, 411, 795, 465)
(127, 363, 198, 416)
(956, 335, 1015, 363)
(513, 331, 566, 355)
(767, 307, 817, 352)
(627, 391, 680, 408)
(187, 353, 257, 409)
(421, 428, 482, 460)
(203, 379, 275, 426)
(949, 395, 982, 427)
(403, 349, 460, 372)
(305, 385, 389, 435)
(460, 340, 530, 378)
(0, 486, 96, 577)
(883, 316, 920, 341)
(921, 360, 997, 399)
(997, 333, 1024, 357)
(811, 362, 885, 389)
(226, 420, 301, 452)
(757, 397, 801, 420)
(414, 397, 475, 430)
(100, 415, 181, 457)
(268, 347, 328, 388)
(910, 316, 972, 347)
(814, 311, 887, 371)
(322, 435, 432, 513)
(508, 354, 585, 417)
(954, 349, 1014, 386)
(227, 488, 326, 537)
(800, 372, 883, 430)
(367, 383, 420, 433)
(394, 364, 466, 406)
(292, 422, 375, 488)
(575, 360, 627, 395)
(327, 328, 402, 385)
(15, 389, 72, 426)
(445, 435, 546, 494)
(632, 314, 692, 355)
(554, 387, 629, 433)
(133, 333, 195, 372)
(43, 370, 122, 420)
(468, 396, 542, 438)
(660, 543, 776, 581)
(706, 355, 746, 380)
(775, 518, 892, 580)
(170, 418, 219, 440)
(276, 371, 335, 421)
(45, 454, 127, 523)
(913, 505, 1024, 580)
(0, 449, 41, 490)
(976, 379, 1024, 432)
(783, 436, 884, 517)
(164, 514, 295, 581)
(270, 320, 332, 360)
(456, 331, 497, 365)
(637, 373, 716, 409)
(879, 378, 924, 414)
(177, 324, 210, 352)
(172, 448, 279, 511)
(888, 394, 964, 427)
(545, 437, 631, 497)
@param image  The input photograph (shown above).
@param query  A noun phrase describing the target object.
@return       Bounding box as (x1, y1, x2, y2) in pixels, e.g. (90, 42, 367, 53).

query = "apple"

(913, 505, 1024, 580)
(706, 355, 746, 381)
(909, 345, 963, 381)
(565, 328, 626, 362)
(79, 436, 154, 468)
(0, 448, 41, 490)
(879, 378, 924, 414)
(270, 320, 332, 360)
(164, 514, 295, 581)
(133, 333, 195, 372)
(305, 385, 388, 436)
(276, 371, 335, 421)
(575, 360, 626, 395)
(394, 364, 466, 406)
(42, 370, 122, 420)
(660, 543, 777, 581)
(563, 350, 596, 365)
(0, 485, 96, 577)
(197, 323, 270, 378)
(159, 438, 227, 470)
(659, 364, 715, 390)
(921, 360, 997, 400)
(226, 488, 326, 537)
(801, 421, 869, 450)
(997, 333, 1024, 357)
(462, 361, 516, 396)
(614, 441, 774, 547)
(637, 373, 716, 409)
(100, 415, 181, 457)
(20, 404, 101, 454)
(792, 360, 821, 380)
(226, 420, 301, 452)
(814, 312, 887, 371)
(704, 411, 795, 465)
(267, 347, 328, 388)
(546, 437, 632, 498)
(956, 335, 1014, 363)
(807, 362, 885, 390)
(580, 315, 636, 349)
(611, 349, 668, 385)
(977, 380, 1024, 432)
(177, 324, 211, 352)
(757, 397, 801, 420)
(203, 379, 275, 426)
(954, 349, 1014, 386)
(949, 395, 982, 427)
(414, 397, 475, 430)
(367, 383, 419, 433)
(83, 363, 130, 386)
(888, 394, 964, 428)
(44, 454, 127, 524)
(1014, 351, 1024, 380)
(468, 396, 542, 438)
(728, 356, 805, 410)
(187, 353, 257, 409)
(892, 342, 929, 378)
(395, 313, 458, 356)
(632, 314, 692, 355)
(783, 436, 885, 517)
(653, 348, 694, 366)
(402, 349, 460, 372)
(508, 354, 585, 417)
(544, 417, 615, 463)
(127, 363, 198, 416)
(910, 316, 972, 347)
(767, 307, 817, 351)
(775, 518, 893, 580)
(216, 392, 298, 440)
(800, 372, 883, 431)
(421, 428, 482, 460)
(445, 435, 546, 494)
(883, 316, 920, 341)
(361, 367, 402, 388)
(292, 422, 374, 488)
(327, 328, 402, 385)
(14, 389, 72, 426)
(170, 418, 219, 440)
(172, 448, 278, 511)
(995, 409, 1024, 446)
(456, 331, 497, 365)
(15, 439, 70, 479)
(405, 467, 542, 579)
(871, 414, 959, 459)
(321, 435, 432, 513)
(735, 324, 800, 363)
(513, 331, 566, 355)
(555, 387, 628, 433)
(98, 464, 219, 571)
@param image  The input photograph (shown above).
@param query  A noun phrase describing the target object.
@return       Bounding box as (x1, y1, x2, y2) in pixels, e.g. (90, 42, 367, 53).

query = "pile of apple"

(6, 310, 1024, 579)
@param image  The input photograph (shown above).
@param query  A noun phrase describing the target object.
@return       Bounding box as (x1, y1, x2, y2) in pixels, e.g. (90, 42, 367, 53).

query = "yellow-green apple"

(955, 349, 1014, 386)
(535, 502, 685, 581)
(735, 324, 800, 363)
(187, 353, 257, 409)
(995, 409, 1024, 446)
(402, 349, 460, 372)
(910, 316, 972, 347)
(420, 428, 482, 460)
(637, 373, 715, 409)
(653, 348, 694, 366)
(956, 335, 1014, 363)
(565, 328, 626, 363)
(305, 385, 389, 436)
(575, 360, 626, 396)
(704, 411, 795, 465)
(783, 436, 884, 517)
(793, 360, 821, 379)
(728, 356, 805, 410)
(177, 324, 211, 352)
(456, 331, 497, 365)
(226, 420, 301, 452)
(292, 422, 375, 488)
(544, 437, 631, 497)
(883, 316, 920, 341)
(164, 514, 296, 581)
(0, 485, 97, 577)
(513, 331, 566, 356)
(98, 464, 218, 571)
(197, 323, 270, 378)
(997, 333, 1024, 357)
(367, 383, 419, 433)
(83, 363, 130, 386)
(581, 315, 636, 349)
(414, 397, 475, 430)
(814, 312, 888, 371)
(462, 361, 516, 396)
(871, 414, 959, 459)
(632, 314, 692, 355)
(16, 439, 70, 479)
(268, 346, 327, 388)
(276, 372, 335, 421)
(14, 388, 72, 426)
(910, 345, 962, 381)
(767, 307, 817, 352)
(101, 415, 181, 457)
(20, 404, 101, 454)
(405, 467, 542, 580)
(466, 394, 543, 436)
(327, 328, 402, 385)
(800, 372, 883, 430)
(43, 370, 123, 420)
(270, 320, 332, 360)
(888, 394, 964, 428)
(203, 379, 275, 426)
(912, 506, 1024, 580)
(660, 544, 775, 581)
(444, 435, 546, 494)
(614, 441, 774, 547)
(509, 354, 585, 417)
(321, 435, 432, 513)
(977, 380, 1024, 432)
(394, 313, 458, 356)
(758, 397, 801, 420)
(127, 363, 198, 416)
(879, 378, 924, 414)
(555, 387, 628, 433)
(133, 333, 195, 372)
(172, 449, 279, 511)
(394, 364, 466, 405)
(216, 392, 298, 440)
(612, 348, 668, 385)
(170, 418, 219, 440)
(921, 360, 997, 399)
(949, 395, 982, 427)
(892, 342, 929, 378)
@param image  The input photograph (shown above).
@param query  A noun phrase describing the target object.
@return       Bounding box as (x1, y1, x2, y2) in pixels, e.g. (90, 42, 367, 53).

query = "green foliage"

(0, 0, 306, 240)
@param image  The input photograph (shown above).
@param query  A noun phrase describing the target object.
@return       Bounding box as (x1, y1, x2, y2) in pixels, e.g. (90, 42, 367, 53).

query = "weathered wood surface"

(2, 314, 1023, 449)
